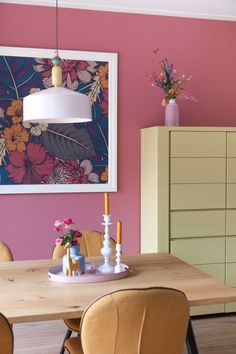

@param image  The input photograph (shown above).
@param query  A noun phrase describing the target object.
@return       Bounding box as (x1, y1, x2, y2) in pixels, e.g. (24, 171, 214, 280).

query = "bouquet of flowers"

(54, 217, 82, 247)
(147, 55, 196, 106)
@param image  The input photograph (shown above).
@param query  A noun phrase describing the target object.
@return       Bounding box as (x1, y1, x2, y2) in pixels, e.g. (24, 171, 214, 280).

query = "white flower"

(79, 159, 99, 183)
(29, 88, 41, 94)
(22, 122, 48, 136)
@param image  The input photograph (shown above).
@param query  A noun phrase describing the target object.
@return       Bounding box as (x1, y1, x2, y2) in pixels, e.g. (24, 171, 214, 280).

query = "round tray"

(48, 262, 129, 283)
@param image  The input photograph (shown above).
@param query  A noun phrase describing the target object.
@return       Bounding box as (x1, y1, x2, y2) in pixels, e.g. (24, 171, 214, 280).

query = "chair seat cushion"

(64, 318, 81, 332)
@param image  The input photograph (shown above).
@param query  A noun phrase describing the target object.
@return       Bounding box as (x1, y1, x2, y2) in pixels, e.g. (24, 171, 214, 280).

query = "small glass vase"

(165, 98, 179, 126)
(62, 244, 85, 276)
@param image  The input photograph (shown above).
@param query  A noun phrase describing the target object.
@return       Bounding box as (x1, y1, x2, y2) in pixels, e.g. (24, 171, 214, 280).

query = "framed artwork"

(0, 46, 117, 194)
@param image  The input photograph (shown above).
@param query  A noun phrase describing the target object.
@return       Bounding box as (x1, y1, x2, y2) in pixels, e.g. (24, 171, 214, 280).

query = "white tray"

(48, 262, 129, 283)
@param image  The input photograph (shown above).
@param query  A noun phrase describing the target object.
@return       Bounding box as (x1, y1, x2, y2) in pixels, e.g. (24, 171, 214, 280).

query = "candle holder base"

(98, 263, 114, 273)
(114, 265, 123, 273)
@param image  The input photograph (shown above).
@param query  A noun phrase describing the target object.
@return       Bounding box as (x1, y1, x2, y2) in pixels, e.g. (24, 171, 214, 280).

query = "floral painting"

(0, 47, 117, 194)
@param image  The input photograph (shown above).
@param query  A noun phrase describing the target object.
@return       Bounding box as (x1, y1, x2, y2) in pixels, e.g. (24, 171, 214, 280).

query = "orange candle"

(116, 221, 122, 244)
(104, 192, 109, 215)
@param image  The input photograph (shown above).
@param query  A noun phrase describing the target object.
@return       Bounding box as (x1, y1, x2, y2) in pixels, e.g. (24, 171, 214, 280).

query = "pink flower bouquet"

(147, 51, 196, 106)
(54, 217, 82, 247)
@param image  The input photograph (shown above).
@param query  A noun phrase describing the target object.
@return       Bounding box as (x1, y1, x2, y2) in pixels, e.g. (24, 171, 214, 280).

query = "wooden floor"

(13, 314, 236, 354)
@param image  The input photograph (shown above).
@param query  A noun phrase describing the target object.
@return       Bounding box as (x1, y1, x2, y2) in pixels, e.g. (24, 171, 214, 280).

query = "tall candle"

(104, 192, 109, 215)
(116, 221, 122, 244)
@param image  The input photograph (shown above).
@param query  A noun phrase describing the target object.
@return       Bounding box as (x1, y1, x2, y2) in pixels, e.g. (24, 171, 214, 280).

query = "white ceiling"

(1, 0, 236, 21)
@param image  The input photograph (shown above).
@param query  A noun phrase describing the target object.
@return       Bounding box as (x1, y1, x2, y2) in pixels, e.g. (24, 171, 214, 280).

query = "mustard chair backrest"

(52, 229, 116, 259)
(81, 287, 189, 354)
(0, 313, 13, 354)
(0, 241, 13, 261)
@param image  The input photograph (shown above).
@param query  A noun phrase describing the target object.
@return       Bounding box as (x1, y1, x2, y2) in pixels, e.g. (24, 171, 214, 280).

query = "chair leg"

(60, 329, 72, 354)
(186, 318, 199, 354)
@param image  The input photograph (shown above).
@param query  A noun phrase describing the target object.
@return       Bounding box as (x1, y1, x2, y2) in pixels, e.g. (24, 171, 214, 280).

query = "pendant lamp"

(23, 0, 92, 124)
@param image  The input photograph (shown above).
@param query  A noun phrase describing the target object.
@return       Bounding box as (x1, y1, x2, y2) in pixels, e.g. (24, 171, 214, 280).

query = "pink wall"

(1, 4, 236, 260)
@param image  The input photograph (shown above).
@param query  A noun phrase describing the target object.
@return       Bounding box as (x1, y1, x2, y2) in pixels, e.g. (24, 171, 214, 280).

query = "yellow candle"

(104, 192, 109, 215)
(117, 221, 122, 244)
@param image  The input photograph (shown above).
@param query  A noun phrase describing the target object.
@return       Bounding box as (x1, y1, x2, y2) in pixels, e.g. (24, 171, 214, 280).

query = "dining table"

(1, 252, 236, 354)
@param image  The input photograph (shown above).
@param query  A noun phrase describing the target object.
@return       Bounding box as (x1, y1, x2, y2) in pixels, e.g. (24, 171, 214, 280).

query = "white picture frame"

(0, 46, 117, 194)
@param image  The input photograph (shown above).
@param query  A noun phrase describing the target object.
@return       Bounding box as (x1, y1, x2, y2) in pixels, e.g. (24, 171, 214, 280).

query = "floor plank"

(13, 315, 236, 354)
(188, 314, 236, 354)
(13, 320, 68, 354)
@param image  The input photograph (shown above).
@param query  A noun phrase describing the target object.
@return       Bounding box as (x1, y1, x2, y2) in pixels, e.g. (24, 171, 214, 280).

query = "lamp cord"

(56, 0, 59, 56)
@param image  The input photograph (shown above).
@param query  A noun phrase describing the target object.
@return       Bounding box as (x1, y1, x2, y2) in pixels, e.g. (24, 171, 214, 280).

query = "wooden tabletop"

(1, 253, 236, 324)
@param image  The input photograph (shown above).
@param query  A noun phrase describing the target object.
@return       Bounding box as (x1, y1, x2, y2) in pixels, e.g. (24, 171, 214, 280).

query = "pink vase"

(165, 99, 179, 126)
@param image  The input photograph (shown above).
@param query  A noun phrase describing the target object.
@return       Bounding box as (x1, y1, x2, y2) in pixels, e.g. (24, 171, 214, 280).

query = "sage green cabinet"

(141, 127, 236, 315)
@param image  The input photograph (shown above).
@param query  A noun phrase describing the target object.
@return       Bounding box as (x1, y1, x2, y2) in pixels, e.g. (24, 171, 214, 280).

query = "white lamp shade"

(23, 86, 92, 123)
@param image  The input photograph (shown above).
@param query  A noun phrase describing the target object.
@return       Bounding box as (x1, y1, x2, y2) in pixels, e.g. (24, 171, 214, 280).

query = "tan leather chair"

(0, 313, 14, 354)
(0, 242, 14, 353)
(0, 240, 13, 261)
(52, 230, 116, 354)
(64, 287, 189, 354)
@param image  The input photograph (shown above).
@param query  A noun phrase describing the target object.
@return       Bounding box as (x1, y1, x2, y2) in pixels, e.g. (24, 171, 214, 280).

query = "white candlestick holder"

(98, 214, 114, 273)
(114, 243, 122, 273)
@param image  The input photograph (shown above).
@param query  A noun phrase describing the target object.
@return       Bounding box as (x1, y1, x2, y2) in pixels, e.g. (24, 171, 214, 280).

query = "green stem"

(17, 71, 36, 88)
(3, 57, 19, 99)
(79, 82, 93, 91)
(97, 123, 108, 151)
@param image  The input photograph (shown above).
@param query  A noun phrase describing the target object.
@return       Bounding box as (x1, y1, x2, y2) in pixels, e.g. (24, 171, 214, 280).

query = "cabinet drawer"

(177, 252, 225, 315)
(227, 184, 236, 208)
(225, 301, 236, 313)
(226, 263, 236, 287)
(170, 131, 226, 157)
(191, 304, 224, 316)
(226, 237, 236, 262)
(227, 132, 236, 157)
(226, 210, 236, 235)
(223, 264, 236, 313)
(195, 263, 225, 282)
(193, 257, 226, 315)
(171, 237, 225, 265)
(170, 210, 225, 238)
(171, 184, 225, 210)
(171, 158, 225, 183)
(227, 158, 236, 183)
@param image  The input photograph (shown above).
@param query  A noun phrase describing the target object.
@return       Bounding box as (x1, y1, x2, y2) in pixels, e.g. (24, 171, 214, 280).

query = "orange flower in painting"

(3, 124, 29, 153)
(101, 166, 108, 183)
(6, 99, 23, 124)
(98, 64, 108, 89)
